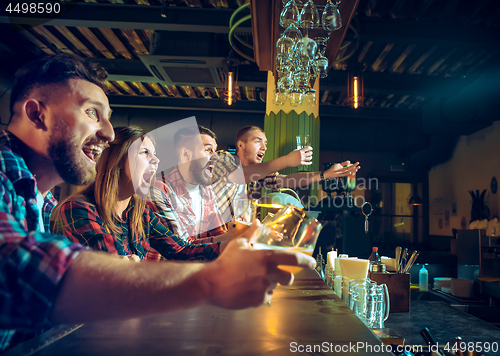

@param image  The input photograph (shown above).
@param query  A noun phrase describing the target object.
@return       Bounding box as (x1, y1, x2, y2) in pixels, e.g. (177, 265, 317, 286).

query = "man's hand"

(324, 160, 360, 179)
(220, 219, 260, 251)
(117, 254, 141, 262)
(202, 224, 316, 309)
(285, 146, 313, 168)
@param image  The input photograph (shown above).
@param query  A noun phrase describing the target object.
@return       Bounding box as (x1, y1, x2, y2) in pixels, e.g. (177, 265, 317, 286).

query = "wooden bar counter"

(30, 269, 392, 356)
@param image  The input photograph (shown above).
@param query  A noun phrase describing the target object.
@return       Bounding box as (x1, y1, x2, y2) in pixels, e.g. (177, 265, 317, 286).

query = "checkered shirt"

(52, 192, 221, 261)
(0, 131, 85, 352)
(212, 151, 279, 223)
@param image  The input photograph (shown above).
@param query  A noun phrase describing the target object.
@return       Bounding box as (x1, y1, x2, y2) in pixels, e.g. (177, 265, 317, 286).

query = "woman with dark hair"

(52, 126, 232, 261)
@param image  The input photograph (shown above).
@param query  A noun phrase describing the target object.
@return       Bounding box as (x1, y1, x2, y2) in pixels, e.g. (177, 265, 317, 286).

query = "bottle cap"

(372, 247, 378, 251)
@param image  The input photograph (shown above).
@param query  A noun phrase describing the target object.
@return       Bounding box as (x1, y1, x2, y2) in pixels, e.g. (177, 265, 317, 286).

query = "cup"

(296, 134, 310, 150)
(365, 283, 390, 329)
(348, 279, 376, 325)
(251, 204, 322, 275)
(296, 135, 311, 171)
(333, 275, 344, 299)
(231, 198, 256, 234)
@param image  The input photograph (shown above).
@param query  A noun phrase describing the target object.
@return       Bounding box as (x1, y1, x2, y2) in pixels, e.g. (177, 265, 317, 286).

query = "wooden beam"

(250, 0, 280, 72)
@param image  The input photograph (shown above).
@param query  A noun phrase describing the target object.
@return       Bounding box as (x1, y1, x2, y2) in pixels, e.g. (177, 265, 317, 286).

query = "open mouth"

(82, 144, 104, 164)
(257, 153, 265, 161)
(205, 165, 214, 177)
(142, 171, 156, 186)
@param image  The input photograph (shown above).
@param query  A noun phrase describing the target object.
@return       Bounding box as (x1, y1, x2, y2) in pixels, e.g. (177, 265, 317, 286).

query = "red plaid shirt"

(52, 193, 221, 261)
(147, 167, 227, 260)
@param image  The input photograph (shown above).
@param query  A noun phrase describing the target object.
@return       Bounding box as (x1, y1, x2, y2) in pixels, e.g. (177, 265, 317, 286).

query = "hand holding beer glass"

(296, 135, 312, 171)
(250, 204, 322, 275)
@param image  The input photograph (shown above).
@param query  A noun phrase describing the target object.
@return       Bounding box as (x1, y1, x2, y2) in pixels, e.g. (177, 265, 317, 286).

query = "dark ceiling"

(1, 0, 499, 168)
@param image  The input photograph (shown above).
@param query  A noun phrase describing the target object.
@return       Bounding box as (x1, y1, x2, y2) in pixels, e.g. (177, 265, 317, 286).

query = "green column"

(263, 72, 321, 208)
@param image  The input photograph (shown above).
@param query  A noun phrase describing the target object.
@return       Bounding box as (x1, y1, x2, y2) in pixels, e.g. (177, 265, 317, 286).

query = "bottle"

(419, 265, 428, 291)
(368, 247, 381, 272)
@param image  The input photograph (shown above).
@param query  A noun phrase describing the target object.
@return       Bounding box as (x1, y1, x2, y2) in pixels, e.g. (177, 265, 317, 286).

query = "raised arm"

(275, 161, 360, 189)
(215, 148, 313, 185)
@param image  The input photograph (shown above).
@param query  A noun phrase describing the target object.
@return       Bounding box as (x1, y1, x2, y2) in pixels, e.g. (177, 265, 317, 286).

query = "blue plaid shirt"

(0, 131, 86, 351)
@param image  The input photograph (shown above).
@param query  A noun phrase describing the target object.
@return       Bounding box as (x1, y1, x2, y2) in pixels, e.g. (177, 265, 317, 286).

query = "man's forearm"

(229, 155, 292, 184)
(50, 251, 210, 324)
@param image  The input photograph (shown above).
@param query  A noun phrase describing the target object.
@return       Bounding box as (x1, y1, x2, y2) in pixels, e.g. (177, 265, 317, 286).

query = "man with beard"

(147, 126, 227, 263)
(0, 55, 315, 352)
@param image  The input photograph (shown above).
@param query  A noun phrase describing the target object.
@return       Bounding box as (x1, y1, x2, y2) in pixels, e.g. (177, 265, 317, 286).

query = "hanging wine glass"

(278, 73, 294, 93)
(282, 23, 303, 42)
(276, 53, 292, 75)
(302, 75, 317, 107)
(303, 88, 317, 107)
(314, 36, 330, 59)
(310, 59, 319, 79)
(304, 37, 317, 60)
(294, 69, 309, 92)
(276, 35, 295, 57)
(280, 0, 299, 28)
(289, 88, 302, 106)
(273, 87, 287, 106)
(294, 37, 317, 60)
(298, 0, 320, 29)
(315, 56, 329, 78)
(282, 0, 303, 5)
(322, 0, 342, 31)
(295, 53, 310, 72)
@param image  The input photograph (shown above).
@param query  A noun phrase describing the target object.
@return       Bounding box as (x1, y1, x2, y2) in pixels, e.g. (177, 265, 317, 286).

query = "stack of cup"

(348, 279, 390, 329)
(338, 257, 370, 303)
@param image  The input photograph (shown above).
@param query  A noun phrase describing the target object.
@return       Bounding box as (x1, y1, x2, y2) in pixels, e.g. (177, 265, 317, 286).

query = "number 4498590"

(444, 341, 498, 354)
(5, 2, 61, 14)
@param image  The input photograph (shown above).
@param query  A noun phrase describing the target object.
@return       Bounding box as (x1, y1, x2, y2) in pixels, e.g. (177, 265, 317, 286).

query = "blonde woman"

(52, 126, 232, 261)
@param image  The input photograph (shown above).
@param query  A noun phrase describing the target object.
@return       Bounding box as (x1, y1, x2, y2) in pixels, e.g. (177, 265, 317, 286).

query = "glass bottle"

(368, 247, 381, 272)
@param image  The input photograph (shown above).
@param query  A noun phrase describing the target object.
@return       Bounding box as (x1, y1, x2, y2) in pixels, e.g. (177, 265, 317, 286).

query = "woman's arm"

(147, 208, 222, 261)
(52, 200, 124, 256)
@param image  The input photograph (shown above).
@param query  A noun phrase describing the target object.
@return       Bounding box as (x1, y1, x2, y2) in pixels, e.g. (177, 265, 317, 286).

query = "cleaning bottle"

(419, 265, 428, 291)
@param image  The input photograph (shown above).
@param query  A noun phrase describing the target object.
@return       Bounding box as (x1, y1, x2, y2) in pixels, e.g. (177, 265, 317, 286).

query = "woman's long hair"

(53, 126, 149, 241)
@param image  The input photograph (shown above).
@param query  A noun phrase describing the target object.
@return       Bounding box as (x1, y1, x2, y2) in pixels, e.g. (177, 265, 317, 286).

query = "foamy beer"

(229, 198, 256, 234)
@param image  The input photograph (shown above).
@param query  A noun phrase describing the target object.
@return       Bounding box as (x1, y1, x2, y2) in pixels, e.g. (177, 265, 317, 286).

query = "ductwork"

(407, 68, 500, 171)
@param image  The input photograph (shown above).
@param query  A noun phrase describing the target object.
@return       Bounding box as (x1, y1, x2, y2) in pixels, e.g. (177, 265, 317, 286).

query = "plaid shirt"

(0, 131, 85, 352)
(147, 167, 226, 261)
(52, 192, 221, 261)
(212, 151, 279, 223)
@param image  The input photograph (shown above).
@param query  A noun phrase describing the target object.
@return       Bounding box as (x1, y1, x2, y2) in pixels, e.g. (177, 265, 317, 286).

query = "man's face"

(189, 134, 218, 186)
(46, 79, 114, 185)
(239, 130, 267, 165)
